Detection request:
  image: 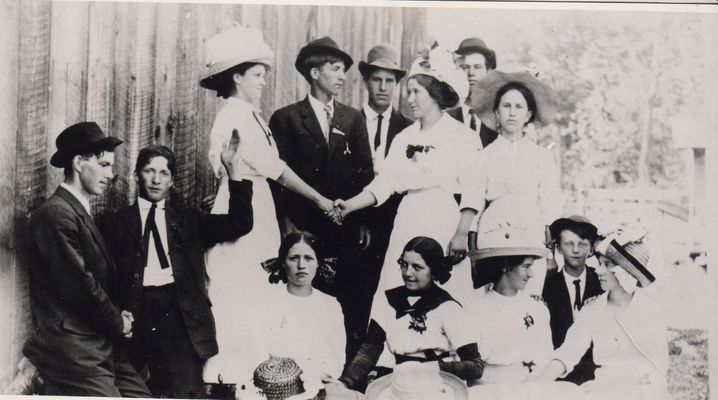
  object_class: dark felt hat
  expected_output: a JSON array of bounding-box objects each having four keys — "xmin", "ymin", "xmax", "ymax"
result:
[
  {"xmin": 50, "ymin": 122, "xmax": 123, "ymax": 168},
  {"xmin": 294, "ymin": 36, "xmax": 354, "ymax": 76},
  {"xmin": 454, "ymin": 37, "xmax": 497, "ymax": 70},
  {"xmin": 358, "ymin": 43, "xmax": 406, "ymax": 80},
  {"xmin": 549, "ymin": 215, "xmax": 599, "ymax": 243}
]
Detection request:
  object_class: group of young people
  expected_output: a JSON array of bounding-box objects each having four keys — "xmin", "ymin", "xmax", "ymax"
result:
[{"xmin": 21, "ymin": 23, "xmax": 669, "ymax": 400}]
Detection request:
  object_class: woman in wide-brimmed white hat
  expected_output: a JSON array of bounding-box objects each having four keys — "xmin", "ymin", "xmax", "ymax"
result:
[
  {"xmin": 531, "ymin": 230, "xmax": 670, "ymax": 399},
  {"xmin": 200, "ymin": 25, "xmax": 337, "ymax": 383},
  {"xmin": 335, "ymin": 42, "xmax": 483, "ymax": 306},
  {"xmin": 468, "ymin": 70, "xmax": 564, "ymax": 296}
]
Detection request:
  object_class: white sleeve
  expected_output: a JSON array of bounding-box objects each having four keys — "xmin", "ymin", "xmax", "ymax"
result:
[
  {"xmin": 237, "ymin": 117, "xmax": 286, "ymax": 180},
  {"xmin": 440, "ymin": 301, "xmax": 476, "ymax": 351},
  {"xmin": 208, "ymin": 109, "xmax": 234, "ymax": 178},
  {"xmin": 457, "ymin": 132, "xmax": 483, "ymax": 213},
  {"xmin": 552, "ymin": 304, "xmax": 595, "ymax": 376},
  {"xmin": 468, "ymin": 150, "xmax": 489, "ymax": 233},
  {"xmin": 537, "ymin": 147, "xmax": 563, "ymax": 225}
]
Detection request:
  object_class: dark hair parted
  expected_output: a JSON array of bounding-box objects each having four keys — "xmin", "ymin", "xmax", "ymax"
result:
[
  {"xmin": 63, "ymin": 150, "xmax": 108, "ymax": 178},
  {"xmin": 402, "ymin": 236, "xmax": 453, "ymax": 285},
  {"xmin": 493, "ymin": 82, "xmax": 537, "ymax": 125},
  {"xmin": 209, "ymin": 62, "xmax": 265, "ymax": 99},
  {"xmin": 275, "ymin": 231, "xmax": 324, "ymax": 283},
  {"xmin": 135, "ymin": 144, "xmax": 177, "ymax": 176},
  {"xmin": 483, "ymin": 255, "xmax": 534, "ymax": 285},
  {"xmin": 410, "ymin": 74, "xmax": 460, "ymax": 111},
  {"xmin": 299, "ymin": 54, "xmax": 344, "ymax": 82}
]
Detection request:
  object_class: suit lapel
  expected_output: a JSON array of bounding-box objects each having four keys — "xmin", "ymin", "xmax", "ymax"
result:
[
  {"xmin": 56, "ymin": 187, "xmax": 114, "ymax": 268},
  {"xmin": 300, "ymin": 97, "xmax": 329, "ymax": 154},
  {"xmin": 584, "ymin": 267, "xmax": 603, "ymax": 300},
  {"xmin": 386, "ymin": 110, "xmax": 405, "ymax": 157},
  {"xmin": 556, "ymin": 273, "xmax": 574, "ymax": 322}
]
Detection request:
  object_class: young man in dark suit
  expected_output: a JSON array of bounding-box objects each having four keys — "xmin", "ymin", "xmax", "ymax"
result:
[
  {"xmin": 448, "ymin": 37, "xmax": 499, "ymax": 148},
  {"xmin": 98, "ymin": 138, "xmax": 253, "ymax": 398},
  {"xmin": 23, "ymin": 122, "xmax": 150, "ymax": 397},
  {"xmin": 340, "ymin": 43, "xmax": 413, "ymax": 358},
  {"xmin": 268, "ymin": 36, "xmax": 374, "ymax": 360},
  {"xmin": 542, "ymin": 215, "xmax": 604, "ymax": 384}
]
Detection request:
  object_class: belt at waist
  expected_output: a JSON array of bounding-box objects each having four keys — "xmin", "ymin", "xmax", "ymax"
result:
[{"xmin": 395, "ymin": 350, "xmax": 450, "ymax": 364}]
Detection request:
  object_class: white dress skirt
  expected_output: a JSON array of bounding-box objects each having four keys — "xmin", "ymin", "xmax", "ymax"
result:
[{"xmin": 203, "ymin": 97, "xmax": 286, "ymax": 383}]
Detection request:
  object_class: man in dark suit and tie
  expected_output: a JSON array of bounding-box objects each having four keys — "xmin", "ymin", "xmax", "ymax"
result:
[
  {"xmin": 339, "ymin": 43, "xmax": 413, "ymax": 358},
  {"xmin": 542, "ymin": 215, "xmax": 604, "ymax": 385},
  {"xmin": 98, "ymin": 139, "xmax": 253, "ymax": 398},
  {"xmin": 269, "ymin": 36, "xmax": 374, "ymax": 360},
  {"xmin": 448, "ymin": 37, "xmax": 499, "ymax": 148},
  {"xmin": 23, "ymin": 122, "xmax": 150, "ymax": 397}
]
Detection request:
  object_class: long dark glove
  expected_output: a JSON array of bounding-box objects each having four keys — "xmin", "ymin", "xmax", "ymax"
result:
[
  {"xmin": 339, "ymin": 320, "xmax": 386, "ymax": 390},
  {"xmin": 438, "ymin": 343, "xmax": 484, "ymax": 381}
]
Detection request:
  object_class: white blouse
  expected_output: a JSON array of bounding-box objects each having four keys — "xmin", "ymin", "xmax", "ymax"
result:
[
  {"xmin": 208, "ymin": 96, "xmax": 285, "ymax": 181},
  {"xmin": 364, "ymin": 113, "xmax": 483, "ymax": 210}
]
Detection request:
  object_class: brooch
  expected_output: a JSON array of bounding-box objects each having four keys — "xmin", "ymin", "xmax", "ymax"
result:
[
  {"xmin": 523, "ymin": 313, "xmax": 534, "ymax": 329},
  {"xmin": 406, "ymin": 144, "xmax": 435, "ymax": 159},
  {"xmin": 408, "ymin": 313, "xmax": 427, "ymax": 334}
]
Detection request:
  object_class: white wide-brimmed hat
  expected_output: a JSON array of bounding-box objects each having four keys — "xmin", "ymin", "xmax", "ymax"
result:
[
  {"xmin": 200, "ymin": 24, "xmax": 273, "ymax": 91},
  {"xmin": 470, "ymin": 224, "xmax": 551, "ymax": 264},
  {"xmin": 407, "ymin": 39, "xmax": 469, "ymax": 109},
  {"xmin": 366, "ymin": 362, "xmax": 468, "ymax": 400}
]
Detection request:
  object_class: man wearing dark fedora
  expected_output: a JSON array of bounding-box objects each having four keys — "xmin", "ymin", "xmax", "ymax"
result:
[
  {"xmin": 345, "ymin": 43, "xmax": 413, "ymax": 358},
  {"xmin": 22, "ymin": 122, "xmax": 150, "ymax": 396},
  {"xmin": 97, "ymin": 139, "xmax": 254, "ymax": 398},
  {"xmin": 449, "ymin": 37, "xmax": 499, "ymax": 148},
  {"xmin": 542, "ymin": 215, "xmax": 604, "ymax": 385},
  {"xmin": 269, "ymin": 36, "xmax": 373, "ymax": 360}
]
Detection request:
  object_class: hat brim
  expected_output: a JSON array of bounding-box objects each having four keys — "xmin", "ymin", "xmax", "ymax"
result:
[
  {"xmin": 358, "ymin": 61, "xmax": 407, "ymax": 80},
  {"xmin": 470, "ymin": 246, "xmax": 552, "ymax": 263},
  {"xmin": 365, "ymin": 371, "xmax": 468, "ymax": 400},
  {"xmin": 294, "ymin": 46, "xmax": 354, "ymax": 75},
  {"xmin": 200, "ymin": 58, "xmax": 273, "ymax": 91},
  {"xmin": 50, "ymin": 136, "xmax": 123, "ymax": 168},
  {"xmin": 549, "ymin": 218, "xmax": 598, "ymax": 242},
  {"xmin": 469, "ymin": 70, "xmax": 558, "ymax": 130}
]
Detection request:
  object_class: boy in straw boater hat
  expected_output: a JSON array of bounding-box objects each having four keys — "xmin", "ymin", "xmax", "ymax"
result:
[
  {"xmin": 448, "ymin": 37, "xmax": 499, "ymax": 148},
  {"xmin": 532, "ymin": 229, "xmax": 670, "ymax": 399},
  {"xmin": 22, "ymin": 122, "xmax": 151, "ymax": 396},
  {"xmin": 268, "ymin": 36, "xmax": 374, "ymax": 360}
]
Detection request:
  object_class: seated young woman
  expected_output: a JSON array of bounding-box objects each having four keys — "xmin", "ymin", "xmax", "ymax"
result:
[
  {"xmin": 336, "ymin": 236, "xmax": 484, "ymax": 391},
  {"xmin": 259, "ymin": 231, "xmax": 346, "ymax": 382}
]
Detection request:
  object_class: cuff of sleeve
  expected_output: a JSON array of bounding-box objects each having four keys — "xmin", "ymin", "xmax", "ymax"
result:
[
  {"xmin": 265, "ymin": 159, "xmax": 286, "ymax": 181},
  {"xmin": 364, "ymin": 182, "xmax": 391, "ymax": 207}
]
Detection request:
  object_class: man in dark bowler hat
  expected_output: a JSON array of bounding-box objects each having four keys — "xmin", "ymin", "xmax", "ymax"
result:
[
  {"xmin": 449, "ymin": 37, "xmax": 499, "ymax": 148},
  {"xmin": 97, "ymin": 136, "xmax": 253, "ymax": 398},
  {"xmin": 542, "ymin": 215, "xmax": 604, "ymax": 384},
  {"xmin": 22, "ymin": 122, "xmax": 150, "ymax": 397},
  {"xmin": 342, "ymin": 43, "xmax": 414, "ymax": 358},
  {"xmin": 268, "ymin": 36, "xmax": 373, "ymax": 359}
]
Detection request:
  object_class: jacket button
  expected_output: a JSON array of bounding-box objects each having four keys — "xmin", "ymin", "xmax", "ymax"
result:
[{"xmin": 134, "ymin": 273, "xmax": 140, "ymax": 279}]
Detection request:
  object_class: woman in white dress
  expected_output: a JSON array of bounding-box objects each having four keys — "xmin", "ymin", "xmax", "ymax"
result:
[
  {"xmin": 335, "ymin": 46, "xmax": 482, "ymax": 305},
  {"xmin": 532, "ymin": 232, "xmax": 670, "ymax": 399},
  {"xmin": 199, "ymin": 26, "xmax": 337, "ymax": 383},
  {"xmin": 259, "ymin": 231, "xmax": 346, "ymax": 383},
  {"xmin": 469, "ymin": 71, "xmax": 564, "ymax": 295}
]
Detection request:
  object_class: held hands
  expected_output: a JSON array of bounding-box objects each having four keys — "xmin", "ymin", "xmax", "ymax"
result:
[
  {"xmin": 317, "ymin": 197, "xmax": 343, "ymax": 225},
  {"xmin": 121, "ymin": 310, "xmax": 134, "ymax": 339}
]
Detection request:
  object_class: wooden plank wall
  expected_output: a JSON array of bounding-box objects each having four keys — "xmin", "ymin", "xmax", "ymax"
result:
[{"xmin": 0, "ymin": 1, "xmax": 426, "ymax": 387}]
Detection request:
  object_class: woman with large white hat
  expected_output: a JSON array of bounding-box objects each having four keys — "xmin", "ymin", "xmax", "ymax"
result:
[
  {"xmin": 335, "ymin": 42, "xmax": 483, "ymax": 306},
  {"xmin": 468, "ymin": 70, "xmax": 564, "ymax": 295},
  {"xmin": 200, "ymin": 25, "xmax": 337, "ymax": 384}
]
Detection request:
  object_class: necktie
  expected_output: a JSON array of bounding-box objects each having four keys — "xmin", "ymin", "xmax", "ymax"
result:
[
  {"xmin": 324, "ymin": 104, "xmax": 333, "ymax": 141},
  {"xmin": 374, "ymin": 114, "xmax": 384, "ymax": 150},
  {"xmin": 573, "ymin": 279, "xmax": 582, "ymax": 311},
  {"xmin": 142, "ymin": 203, "xmax": 171, "ymax": 270},
  {"xmin": 469, "ymin": 109, "xmax": 477, "ymax": 131}
]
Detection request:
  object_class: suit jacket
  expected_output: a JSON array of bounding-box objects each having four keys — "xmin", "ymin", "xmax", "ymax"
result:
[
  {"xmin": 447, "ymin": 106, "xmax": 499, "ymax": 148},
  {"xmin": 23, "ymin": 186, "xmax": 125, "ymax": 378},
  {"xmin": 269, "ymin": 97, "xmax": 373, "ymax": 250},
  {"xmin": 542, "ymin": 266, "xmax": 603, "ymax": 384},
  {"xmin": 98, "ymin": 180, "xmax": 253, "ymax": 360}
]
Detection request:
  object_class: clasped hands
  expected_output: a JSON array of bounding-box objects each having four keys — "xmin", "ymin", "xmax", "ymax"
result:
[{"xmin": 316, "ymin": 198, "xmax": 351, "ymax": 226}]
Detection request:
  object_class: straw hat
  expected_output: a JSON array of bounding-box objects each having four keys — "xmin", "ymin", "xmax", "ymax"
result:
[
  {"xmin": 50, "ymin": 122, "xmax": 123, "ymax": 168},
  {"xmin": 454, "ymin": 37, "xmax": 496, "ymax": 70},
  {"xmin": 200, "ymin": 24, "xmax": 273, "ymax": 91},
  {"xmin": 358, "ymin": 43, "xmax": 406, "ymax": 80},
  {"xmin": 407, "ymin": 42, "xmax": 469, "ymax": 109},
  {"xmin": 250, "ymin": 357, "xmax": 321, "ymax": 400},
  {"xmin": 469, "ymin": 70, "xmax": 558, "ymax": 130},
  {"xmin": 365, "ymin": 362, "xmax": 468, "ymax": 400},
  {"xmin": 594, "ymin": 232, "xmax": 655, "ymax": 288}
]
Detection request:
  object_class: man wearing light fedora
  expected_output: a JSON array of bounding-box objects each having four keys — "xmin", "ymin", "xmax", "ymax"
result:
[
  {"xmin": 269, "ymin": 36, "xmax": 373, "ymax": 358},
  {"xmin": 541, "ymin": 215, "xmax": 603, "ymax": 385},
  {"xmin": 343, "ymin": 43, "xmax": 413, "ymax": 358},
  {"xmin": 22, "ymin": 122, "xmax": 150, "ymax": 397},
  {"xmin": 449, "ymin": 37, "xmax": 499, "ymax": 148}
]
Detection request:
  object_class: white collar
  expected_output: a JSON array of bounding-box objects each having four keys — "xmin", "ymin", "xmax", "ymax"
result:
[
  {"xmin": 60, "ymin": 183, "xmax": 91, "ymax": 215},
  {"xmin": 496, "ymin": 132, "xmax": 528, "ymax": 145},
  {"xmin": 227, "ymin": 95, "xmax": 256, "ymax": 112},
  {"xmin": 363, "ymin": 103, "xmax": 393, "ymax": 121},
  {"xmin": 308, "ymin": 93, "xmax": 334, "ymax": 114},
  {"xmin": 562, "ymin": 266, "xmax": 587, "ymax": 285},
  {"xmin": 137, "ymin": 196, "xmax": 166, "ymax": 211}
]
